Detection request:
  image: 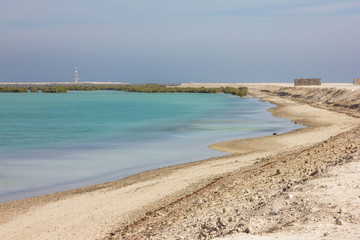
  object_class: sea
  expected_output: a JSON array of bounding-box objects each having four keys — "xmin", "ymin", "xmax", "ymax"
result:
[{"xmin": 0, "ymin": 91, "xmax": 302, "ymax": 202}]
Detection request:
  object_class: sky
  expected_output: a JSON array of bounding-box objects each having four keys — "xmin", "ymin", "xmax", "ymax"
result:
[{"xmin": 0, "ymin": 0, "xmax": 359, "ymax": 84}]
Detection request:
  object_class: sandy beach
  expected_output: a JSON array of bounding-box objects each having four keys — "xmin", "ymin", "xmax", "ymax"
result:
[{"xmin": 1, "ymin": 83, "xmax": 360, "ymax": 240}]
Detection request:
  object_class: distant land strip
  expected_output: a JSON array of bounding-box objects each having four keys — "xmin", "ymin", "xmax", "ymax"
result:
[{"xmin": 0, "ymin": 84, "xmax": 248, "ymax": 97}]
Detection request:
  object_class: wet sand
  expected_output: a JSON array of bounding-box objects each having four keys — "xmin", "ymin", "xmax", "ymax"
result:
[{"xmin": 0, "ymin": 84, "xmax": 359, "ymax": 240}]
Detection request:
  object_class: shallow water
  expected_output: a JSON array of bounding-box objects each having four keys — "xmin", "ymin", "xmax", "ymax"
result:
[{"xmin": 0, "ymin": 91, "xmax": 302, "ymax": 202}]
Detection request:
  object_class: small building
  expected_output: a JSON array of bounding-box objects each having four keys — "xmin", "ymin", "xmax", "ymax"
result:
[
  {"xmin": 294, "ymin": 78, "xmax": 321, "ymax": 86},
  {"xmin": 354, "ymin": 78, "xmax": 360, "ymax": 85}
]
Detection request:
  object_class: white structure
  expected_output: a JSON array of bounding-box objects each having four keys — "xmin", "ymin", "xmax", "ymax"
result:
[{"xmin": 74, "ymin": 67, "xmax": 80, "ymax": 83}]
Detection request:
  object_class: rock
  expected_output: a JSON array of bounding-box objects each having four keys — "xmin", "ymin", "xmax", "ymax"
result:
[
  {"xmin": 276, "ymin": 169, "xmax": 281, "ymax": 175},
  {"xmin": 286, "ymin": 194, "xmax": 293, "ymax": 199},
  {"xmin": 198, "ymin": 231, "xmax": 207, "ymax": 239},
  {"xmin": 269, "ymin": 211, "xmax": 278, "ymax": 216},
  {"xmin": 338, "ymin": 207, "xmax": 343, "ymax": 214},
  {"xmin": 335, "ymin": 218, "xmax": 344, "ymax": 225},
  {"xmin": 217, "ymin": 217, "xmax": 228, "ymax": 228},
  {"xmin": 310, "ymin": 169, "xmax": 319, "ymax": 176},
  {"xmin": 243, "ymin": 226, "xmax": 251, "ymax": 234}
]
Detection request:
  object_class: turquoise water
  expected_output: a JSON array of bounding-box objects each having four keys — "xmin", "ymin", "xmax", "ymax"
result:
[{"xmin": 0, "ymin": 91, "xmax": 301, "ymax": 202}]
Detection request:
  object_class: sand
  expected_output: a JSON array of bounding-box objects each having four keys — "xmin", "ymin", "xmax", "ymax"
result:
[{"xmin": 0, "ymin": 83, "xmax": 359, "ymax": 240}]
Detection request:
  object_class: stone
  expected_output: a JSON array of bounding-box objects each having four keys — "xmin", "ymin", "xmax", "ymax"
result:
[
  {"xmin": 338, "ymin": 207, "xmax": 343, "ymax": 214},
  {"xmin": 217, "ymin": 217, "xmax": 227, "ymax": 227},
  {"xmin": 335, "ymin": 218, "xmax": 344, "ymax": 225},
  {"xmin": 310, "ymin": 169, "xmax": 319, "ymax": 176},
  {"xmin": 243, "ymin": 226, "xmax": 251, "ymax": 234},
  {"xmin": 294, "ymin": 78, "xmax": 321, "ymax": 86}
]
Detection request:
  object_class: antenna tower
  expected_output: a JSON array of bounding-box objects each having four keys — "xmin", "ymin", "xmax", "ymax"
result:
[{"xmin": 74, "ymin": 67, "xmax": 80, "ymax": 83}]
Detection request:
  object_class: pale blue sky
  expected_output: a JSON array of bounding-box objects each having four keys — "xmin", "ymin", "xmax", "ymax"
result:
[{"xmin": 0, "ymin": 0, "xmax": 359, "ymax": 83}]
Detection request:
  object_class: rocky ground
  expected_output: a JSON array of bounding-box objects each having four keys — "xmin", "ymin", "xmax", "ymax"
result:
[{"xmin": 106, "ymin": 86, "xmax": 360, "ymax": 240}]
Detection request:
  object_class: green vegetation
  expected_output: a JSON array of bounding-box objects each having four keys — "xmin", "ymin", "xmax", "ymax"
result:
[
  {"xmin": 0, "ymin": 86, "xmax": 28, "ymax": 92},
  {"xmin": 0, "ymin": 84, "xmax": 247, "ymax": 97},
  {"xmin": 29, "ymin": 87, "xmax": 39, "ymax": 92},
  {"xmin": 39, "ymin": 86, "xmax": 67, "ymax": 93}
]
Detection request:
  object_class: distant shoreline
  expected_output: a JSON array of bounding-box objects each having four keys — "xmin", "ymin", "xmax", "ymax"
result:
[{"xmin": 0, "ymin": 82, "xmax": 129, "ymax": 85}]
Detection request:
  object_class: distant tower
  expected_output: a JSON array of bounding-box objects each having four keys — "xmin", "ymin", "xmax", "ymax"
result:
[{"xmin": 74, "ymin": 67, "xmax": 80, "ymax": 83}]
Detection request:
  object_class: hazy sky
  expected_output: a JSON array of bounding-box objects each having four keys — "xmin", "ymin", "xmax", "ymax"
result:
[{"xmin": 0, "ymin": 0, "xmax": 359, "ymax": 83}]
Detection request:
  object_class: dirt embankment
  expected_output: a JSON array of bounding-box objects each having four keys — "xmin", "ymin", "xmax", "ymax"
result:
[{"xmin": 257, "ymin": 86, "xmax": 360, "ymax": 117}]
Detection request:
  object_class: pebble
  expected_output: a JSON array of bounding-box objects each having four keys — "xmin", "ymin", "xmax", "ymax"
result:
[
  {"xmin": 217, "ymin": 217, "xmax": 227, "ymax": 227},
  {"xmin": 310, "ymin": 169, "xmax": 319, "ymax": 176},
  {"xmin": 338, "ymin": 207, "xmax": 343, "ymax": 214},
  {"xmin": 243, "ymin": 226, "xmax": 251, "ymax": 234},
  {"xmin": 335, "ymin": 218, "xmax": 344, "ymax": 225}
]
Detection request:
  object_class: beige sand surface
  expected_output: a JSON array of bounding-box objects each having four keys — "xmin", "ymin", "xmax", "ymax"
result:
[{"xmin": 0, "ymin": 84, "xmax": 359, "ymax": 240}]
